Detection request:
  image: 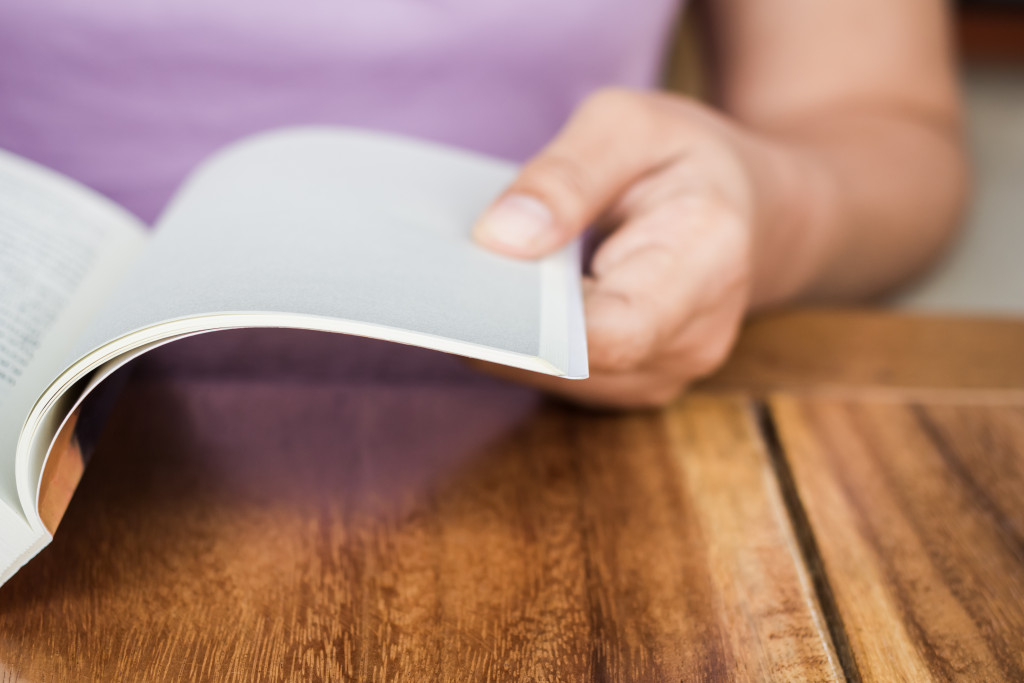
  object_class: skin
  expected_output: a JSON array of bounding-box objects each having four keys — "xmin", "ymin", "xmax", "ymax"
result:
[{"xmin": 472, "ymin": 0, "xmax": 968, "ymax": 409}]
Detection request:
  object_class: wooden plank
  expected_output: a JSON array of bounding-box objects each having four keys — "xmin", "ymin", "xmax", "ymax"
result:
[
  {"xmin": 703, "ymin": 309, "xmax": 1024, "ymax": 397},
  {"xmin": 0, "ymin": 381, "xmax": 839, "ymax": 682},
  {"xmin": 770, "ymin": 395, "xmax": 1024, "ymax": 681}
]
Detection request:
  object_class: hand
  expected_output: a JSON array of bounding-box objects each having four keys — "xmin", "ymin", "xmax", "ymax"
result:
[{"xmin": 472, "ymin": 89, "xmax": 799, "ymax": 409}]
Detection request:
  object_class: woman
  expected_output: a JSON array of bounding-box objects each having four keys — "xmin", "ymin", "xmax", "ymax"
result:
[{"xmin": 0, "ymin": 0, "xmax": 966, "ymax": 408}]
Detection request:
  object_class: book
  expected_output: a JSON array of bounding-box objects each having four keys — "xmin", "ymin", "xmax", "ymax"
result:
[{"xmin": 0, "ymin": 127, "xmax": 588, "ymax": 586}]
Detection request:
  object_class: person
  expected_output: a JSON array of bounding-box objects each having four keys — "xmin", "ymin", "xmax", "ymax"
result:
[
  {"xmin": 0, "ymin": 0, "xmax": 966, "ymax": 408},
  {"xmin": 470, "ymin": 1, "xmax": 966, "ymax": 407}
]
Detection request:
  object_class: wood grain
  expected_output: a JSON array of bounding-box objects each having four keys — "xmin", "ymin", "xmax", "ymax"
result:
[
  {"xmin": 0, "ymin": 381, "xmax": 838, "ymax": 682},
  {"xmin": 770, "ymin": 395, "xmax": 1024, "ymax": 681},
  {"xmin": 703, "ymin": 309, "xmax": 1024, "ymax": 398}
]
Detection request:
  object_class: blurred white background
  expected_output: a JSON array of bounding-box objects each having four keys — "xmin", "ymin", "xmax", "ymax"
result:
[{"xmin": 895, "ymin": 65, "xmax": 1024, "ymax": 313}]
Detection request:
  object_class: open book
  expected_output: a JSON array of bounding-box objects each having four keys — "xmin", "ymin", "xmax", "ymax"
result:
[{"xmin": 0, "ymin": 127, "xmax": 588, "ymax": 586}]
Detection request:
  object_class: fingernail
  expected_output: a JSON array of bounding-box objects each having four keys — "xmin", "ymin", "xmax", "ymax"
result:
[{"xmin": 474, "ymin": 194, "xmax": 554, "ymax": 253}]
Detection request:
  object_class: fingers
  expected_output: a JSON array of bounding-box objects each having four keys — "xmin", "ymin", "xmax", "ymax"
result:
[
  {"xmin": 466, "ymin": 228, "xmax": 744, "ymax": 410},
  {"xmin": 583, "ymin": 248, "xmax": 676, "ymax": 373},
  {"xmin": 580, "ymin": 196, "xmax": 750, "ymax": 379},
  {"xmin": 583, "ymin": 199, "xmax": 714, "ymax": 374},
  {"xmin": 473, "ymin": 89, "xmax": 682, "ymax": 259}
]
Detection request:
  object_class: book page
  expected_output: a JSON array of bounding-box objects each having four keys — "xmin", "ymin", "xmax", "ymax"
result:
[
  {"xmin": 0, "ymin": 150, "xmax": 147, "ymax": 517},
  {"xmin": 70, "ymin": 128, "xmax": 587, "ymax": 377}
]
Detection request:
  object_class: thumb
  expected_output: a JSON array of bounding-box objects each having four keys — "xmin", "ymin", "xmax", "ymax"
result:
[{"xmin": 473, "ymin": 89, "xmax": 675, "ymax": 259}]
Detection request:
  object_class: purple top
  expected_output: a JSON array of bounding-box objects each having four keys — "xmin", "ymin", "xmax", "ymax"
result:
[
  {"xmin": 0, "ymin": 0, "xmax": 680, "ymax": 223},
  {"xmin": 2, "ymin": 0, "xmax": 682, "ymax": 402}
]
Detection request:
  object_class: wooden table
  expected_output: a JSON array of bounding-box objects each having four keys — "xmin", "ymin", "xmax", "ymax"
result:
[{"xmin": 1, "ymin": 310, "xmax": 1022, "ymax": 681}]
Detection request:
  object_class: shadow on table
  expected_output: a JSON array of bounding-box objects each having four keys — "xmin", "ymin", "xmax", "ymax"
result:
[{"xmin": 0, "ymin": 330, "xmax": 541, "ymax": 609}]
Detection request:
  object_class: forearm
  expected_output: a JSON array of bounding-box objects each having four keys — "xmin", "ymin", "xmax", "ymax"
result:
[{"xmin": 746, "ymin": 108, "xmax": 968, "ymax": 308}]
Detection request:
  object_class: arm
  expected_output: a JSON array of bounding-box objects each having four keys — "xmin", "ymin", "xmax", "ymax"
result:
[
  {"xmin": 473, "ymin": 0, "xmax": 967, "ymax": 408},
  {"xmin": 708, "ymin": 0, "xmax": 967, "ymax": 305}
]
